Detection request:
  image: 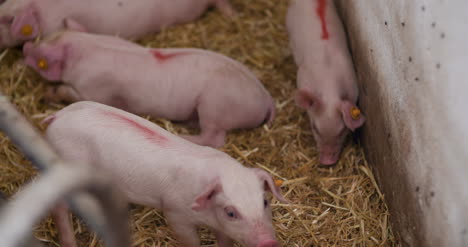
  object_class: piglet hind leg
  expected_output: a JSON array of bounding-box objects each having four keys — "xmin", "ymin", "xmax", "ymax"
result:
[
  {"xmin": 166, "ymin": 213, "xmax": 201, "ymax": 247},
  {"xmin": 44, "ymin": 85, "xmax": 81, "ymax": 104},
  {"xmin": 63, "ymin": 18, "xmax": 87, "ymax": 32}
]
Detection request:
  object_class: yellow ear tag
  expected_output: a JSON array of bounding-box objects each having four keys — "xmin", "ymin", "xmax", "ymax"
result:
[
  {"xmin": 274, "ymin": 179, "xmax": 283, "ymax": 187},
  {"xmin": 37, "ymin": 58, "xmax": 48, "ymax": 70},
  {"xmin": 21, "ymin": 24, "xmax": 33, "ymax": 36},
  {"xmin": 351, "ymin": 106, "xmax": 361, "ymax": 120}
]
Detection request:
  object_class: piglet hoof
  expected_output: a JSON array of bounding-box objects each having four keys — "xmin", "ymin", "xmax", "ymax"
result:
[
  {"xmin": 258, "ymin": 240, "xmax": 279, "ymax": 247},
  {"xmin": 216, "ymin": 0, "xmax": 237, "ymax": 18},
  {"xmin": 223, "ymin": 7, "xmax": 237, "ymax": 18},
  {"xmin": 317, "ymin": 160, "xmax": 339, "ymax": 168},
  {"xmin": 44, "ymin": 86, "xmax": 61, "ymax": 103}
]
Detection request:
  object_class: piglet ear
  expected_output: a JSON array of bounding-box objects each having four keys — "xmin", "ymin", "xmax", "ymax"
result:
[
  {"xmin": 191, "ymin": 178, "xmax": 223, "ymax": 212},
  {"xmin": 253, "ymin": 168, "xmax": 289, "ymax": 203},
  {"xmin": 340, "ymin": 100, "xmax": 365, "ymax": 132},
  {"xmin": 22, "ymin": 41, "xmax": 34, "ymax": 55},
  {"xmin": 11, "ymin": 4, "xmax": 40, "ymax": 40},
  {"xmin": 294, "ymin": 89, "xmax": 313, "ymax": 109}
]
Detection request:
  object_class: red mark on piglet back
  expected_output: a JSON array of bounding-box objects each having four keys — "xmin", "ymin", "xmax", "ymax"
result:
[
  {"xmin": 104, "ymin": 111, "xmax": 168, "ymax": 145},
  {"xmin": 151, "ymin": 50, "xmax": 186, "ymax": 62},
  {"xmin": 316, "ymin": 0, "xmax": 329, "ymax": 40}
]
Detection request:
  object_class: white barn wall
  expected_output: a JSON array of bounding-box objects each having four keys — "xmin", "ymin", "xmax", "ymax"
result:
[{"xmin": 335, "ymin": 0, "xmax": 468, "ymax": 246}]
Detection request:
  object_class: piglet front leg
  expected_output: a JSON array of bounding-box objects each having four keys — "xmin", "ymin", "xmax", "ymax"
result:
[
  {"xmin": 63, "ymin": 18, "xmax": 87, "ymax": 32},
  {"xmin": 166, "ymin": 212, "xmax": 201, "ymax": 247},
  {"xmin": 180, "ymin": 106, "xmax": 227, "ymax": 147},
  {"xmin": 214, "ymin": 0, "xmax": 236, "ymax": 17},
  {"xmin": 215, "ymin": 231, "xmax": 234, "ymax": 247},
  {"xmin": 181, "ymin": 129, "xmax": 226, "ymax": 148},
  {"xmin": 44, "ymin": 85, "xmax": 81, "ymax": 103},
  {"xmin": 51, "ymin": 201, "xmax": 77, "ymax": 247}
]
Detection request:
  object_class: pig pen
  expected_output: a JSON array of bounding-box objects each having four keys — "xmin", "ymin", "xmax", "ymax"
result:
[{"xmin": 0, "ymin": 0, "xmax": 398, "ymax": 246}]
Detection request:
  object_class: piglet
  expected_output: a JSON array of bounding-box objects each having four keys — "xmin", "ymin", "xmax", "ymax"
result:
[
  {"xmin": 24, "ymin": 31, "xmax": 275, "ymax": 148},
  {"xmin": 286, "ymin": 0, "xmax": 365, "ymax": 165},
  {"xmin": 44, "ymin": 101, "xmax": 286, "ymax": 247},
  {"xmin": 0, "ymin": 0, "xmax": 233, "ymax": 49}
]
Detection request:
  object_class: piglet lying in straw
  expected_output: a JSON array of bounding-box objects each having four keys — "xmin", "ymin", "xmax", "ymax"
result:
[
  {"xmin": 24, "ymin": 31, "xmax": 275, "ymax": 148},
  {"xmin": 44, "ymin": 101, "xmax": 287, "ymax": 247},
  {"xmin": 286, "ymin": 0, "xmax": 365, "ymax": 165},
  {"xmin": 0, "ymin": 0, "xmax": 233, "ymax": 49}
]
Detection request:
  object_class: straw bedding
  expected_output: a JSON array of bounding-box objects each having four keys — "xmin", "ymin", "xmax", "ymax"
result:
[{"xmin": 0, "ymin": 0, "xmax": 399, "ymax": 246}]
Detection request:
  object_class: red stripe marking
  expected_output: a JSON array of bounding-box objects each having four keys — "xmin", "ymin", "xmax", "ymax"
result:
[
  {"xmin": 104, "ymin": 111, "xmax": 168, "ymax": 145},
  {"xmin": 316, "ymin": 0, "xmax": 329, "ymax": 40},
  {"xmin": 151, "ymin": 50, "xmax": 186, "ymax": 62}
]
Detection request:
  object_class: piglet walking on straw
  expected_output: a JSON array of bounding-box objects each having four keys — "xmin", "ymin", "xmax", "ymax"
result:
[
  {"xmin": 44, "ymin": 101, "xmax": 287, "ymax": 247},
  {"xmin": 286, "ymin": 0, "xmax": 365, "ymax": 165}
]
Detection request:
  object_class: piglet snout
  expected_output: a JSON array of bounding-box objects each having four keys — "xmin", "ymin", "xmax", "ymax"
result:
[
  {"xmin": 319, "ymin": 145, "xmax": 342, "ymax": 165},
  {"xmin": 319, "ymin": 153, "xmax": 339, "ymax": 165},
  {"xmin": 257, "ymin": 239, "xmax": 279, "ymax": 247}
]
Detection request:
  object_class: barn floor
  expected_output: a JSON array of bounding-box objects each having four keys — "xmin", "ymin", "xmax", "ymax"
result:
[{"xmin": 0, "ymin": 0, "xmax": 398, "ymax": 246}]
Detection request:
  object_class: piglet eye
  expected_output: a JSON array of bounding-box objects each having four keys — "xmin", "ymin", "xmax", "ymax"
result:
[
  {"xmin": 224, "ymin": 206, "xmax": 239, "ymax": 220},
  {"xmin": 263, "ymin": 199, "xmax": 268, "ymax": 208}
]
